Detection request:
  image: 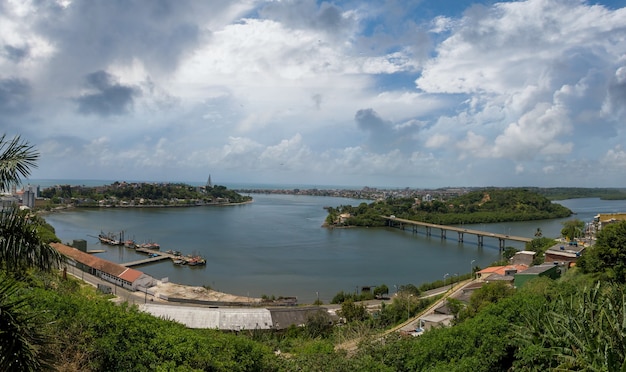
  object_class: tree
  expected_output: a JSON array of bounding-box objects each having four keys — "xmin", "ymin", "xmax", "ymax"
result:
[
  {"xmin": 339, "ymin": 300, "xmax": 368, "ymax": 322},
  {"xmin": 578, "ymin": 221, "xmax": 626, "ymax": 282},
  {"xmin": 305, "ymin": 310, "xmax": 334, "ymax": 338},
  {"xmin": 0, "ymin": 134, "xmax": 61, "ymax": 370},
  {"xmin": 0, "ymin": 274, "xmax": 55, "ymax": 371},
  {"xmin": 560, "ymin": 219, "xmax": 585, "ymax": 240},
  {"xmin": 373, "ymin": 284, "xmax": 389, "ymax": 298},
  {"xmin": 0, "ymin": 135, "xmax": 38, "ymax": 192},
  {"xmin": 0, "ymin": 208, "xmax": 63, "ymax": 275},
  {"xmin": 502, "ymin": 246, "xmax": 519, "ymax": 260}
]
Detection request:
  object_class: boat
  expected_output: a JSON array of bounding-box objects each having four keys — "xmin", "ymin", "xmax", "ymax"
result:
[
  {"xmin": 173, "ymin": 259, "xmax": 186, "ymax": 265},
  {"xmin": 137, "ymin": 242, "xmax": 160, "ymax": 250},
  {"xmin": 187, "ymin": 256, "xmax": 207, "ymax": 266},
  {"xmin": 98, "ymin": 232, "xmax": 122, "ymax": 246}
]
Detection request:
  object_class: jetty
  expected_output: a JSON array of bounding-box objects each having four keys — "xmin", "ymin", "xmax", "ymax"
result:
[{"xmin": 121, "ymin": 247, "xmax": 206, "ymax": 268}]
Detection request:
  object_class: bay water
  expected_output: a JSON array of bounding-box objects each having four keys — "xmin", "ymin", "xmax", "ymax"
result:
[{"xmin": 42, "ymin": 190, "xmax": 626, "ymax": 304}]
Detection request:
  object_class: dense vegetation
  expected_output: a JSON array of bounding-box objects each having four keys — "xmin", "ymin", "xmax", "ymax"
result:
[
  {"xmin": 326, "ymin": 188, "xmax": 572, "ymax": 227},
  {"xmin": 40, "ymin": 181, "xmax": 252, "ymax": 207},
  {"xmin": 531, "ymin": 187, "xmax": 626, "ymax": 200}
]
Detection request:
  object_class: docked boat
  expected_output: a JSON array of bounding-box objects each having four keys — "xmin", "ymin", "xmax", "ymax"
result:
[
  {"xmin": 137, "ymin": 242, "xmax": 160, "ymax": 250},
  {"xmin": 187, "ymin": 256, "xmax": 207, "ymax": 266},
  {"xmin": 98, "ymin": 232, "xmax": 122, "ymax": 246}
]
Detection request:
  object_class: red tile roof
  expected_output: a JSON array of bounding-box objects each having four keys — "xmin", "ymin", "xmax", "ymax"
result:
[
  {"xmin": 477, "ymin": 264, "xmax": 528, "ymax": 276},
  {"xmin": 52, "ymin": 242, "xmax": 144, "ymax": 283}
]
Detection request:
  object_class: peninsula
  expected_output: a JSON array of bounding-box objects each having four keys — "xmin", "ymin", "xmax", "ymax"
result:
[
  {"xmin": 324, "ymin": 188, "xmax": 573, "ymax": 227},
  {"xmin": 38, "ymin": 181, "xmax": 252, "ymax": 209}
]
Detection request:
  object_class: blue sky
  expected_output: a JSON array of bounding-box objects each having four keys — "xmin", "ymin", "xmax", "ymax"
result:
[{"xmin": 2, "ymin": 0, "xmax": 626, "ymax": 188}]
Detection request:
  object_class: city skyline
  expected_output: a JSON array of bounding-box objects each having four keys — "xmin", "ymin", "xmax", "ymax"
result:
[{"xmin": 2, "ymin": 0, "xmax": 626, "ymax": 188}]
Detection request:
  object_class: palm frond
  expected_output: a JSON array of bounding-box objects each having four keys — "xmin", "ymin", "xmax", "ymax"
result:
[{"xmin": 0, "ymin": 134, "xmax": 39, "ymax": 191}]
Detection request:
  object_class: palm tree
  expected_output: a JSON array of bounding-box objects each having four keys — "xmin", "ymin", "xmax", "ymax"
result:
[
  {"xmin": 0, "ymin": 134, "xmax": 38, "ymax": 192},
  {"xmin": 0, "ymin": 273, "xmax": 55, "ymax": 371},
  {"xmin": 0, "ymin": 134, "xmax": 61, "ymax": 371}
]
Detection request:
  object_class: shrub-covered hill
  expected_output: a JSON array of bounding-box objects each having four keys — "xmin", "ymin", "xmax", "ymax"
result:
[
  {"xmin": 40, "ymin": 181, "xmax": 252, "ymax": 207},
  {"xmin": 326, "ymin": 188, "xmax": 573, "ymax": 227}
]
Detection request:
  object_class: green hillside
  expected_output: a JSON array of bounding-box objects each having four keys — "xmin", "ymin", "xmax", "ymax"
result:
[{"xmin": 326, "ymin": 188, "xmax": 573, "ymax": 227}]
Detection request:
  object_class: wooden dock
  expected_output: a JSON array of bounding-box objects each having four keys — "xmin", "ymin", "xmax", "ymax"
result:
[
  {"xmin": 121, "ymin": 247, "xmax": 206, "ymax": 267},
  {"xmin": 121, "ymin": 255, "xmax": 170, "ymax": 267}
]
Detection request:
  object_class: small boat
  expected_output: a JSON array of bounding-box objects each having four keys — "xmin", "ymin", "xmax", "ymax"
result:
[
  {"xmin": 98, "ymin": 232, "xmax": 122, "ymax": 246},
  {"xmin": 173, "ymin": 259, "xmax": 186, "ymax": 265},
  {"xmin": 187, "ymin": 256, "xmax": 207, "ymax": 266},
  {"xmin": 137, "ymin": 242, "xmax": 160, "ymax": 250}
]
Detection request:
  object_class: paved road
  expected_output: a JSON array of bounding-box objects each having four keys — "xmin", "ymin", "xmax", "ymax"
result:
[{"xmin": 335, "ymin": 279, "xmax": 473, "ymax": 352}]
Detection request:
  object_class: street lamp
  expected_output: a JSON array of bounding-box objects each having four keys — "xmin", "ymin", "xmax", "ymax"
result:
[
  {"xmin": 471, "ymin": 259, "xmax": 476, "ymax": 279},
  {"xmin": 444, "ymin": 273, "xmax": 449, "ymax": 289}
]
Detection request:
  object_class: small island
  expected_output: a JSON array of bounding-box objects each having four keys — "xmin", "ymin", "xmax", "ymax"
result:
[
  {"xmin": 325, "ymin": 188, "xmax": 573, "ymax": 227},
  {"xmin": 39, "ymin": 181, "xmax": 252, "ymax": 209}
]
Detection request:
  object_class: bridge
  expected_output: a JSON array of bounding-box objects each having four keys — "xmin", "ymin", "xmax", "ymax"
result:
[{"xmin": 381, "ymin": 216, "xmax": 533, "ymax": 250}]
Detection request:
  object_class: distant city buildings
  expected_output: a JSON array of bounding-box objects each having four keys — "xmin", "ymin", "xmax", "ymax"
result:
[{"xmin": 1, "ymin": 183, "xmax": 39, "ymax": 210}]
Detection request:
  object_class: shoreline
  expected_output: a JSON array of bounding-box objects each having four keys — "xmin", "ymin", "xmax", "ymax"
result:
[{"xmin": 37, "ymin": 199, "xmax": 254, "ymax": 215}]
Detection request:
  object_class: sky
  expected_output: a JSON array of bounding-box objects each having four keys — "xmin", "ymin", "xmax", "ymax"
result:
[{"xmin": 2, "ymin": 0, "xmax": 626, "ymax": 189}]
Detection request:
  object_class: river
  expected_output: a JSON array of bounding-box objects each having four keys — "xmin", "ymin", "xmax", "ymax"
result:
[{"xmin": 42, "ymin": 193, "xmax": 626, "ymax": 303}]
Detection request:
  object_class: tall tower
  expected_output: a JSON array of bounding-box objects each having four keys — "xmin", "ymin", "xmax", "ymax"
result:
[{"xmin": 206, "ymin": 175, "xmax": 212, "ymax": 188}]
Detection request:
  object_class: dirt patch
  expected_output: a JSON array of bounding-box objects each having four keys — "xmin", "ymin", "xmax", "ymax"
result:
[{"xmin": 152, "ymin": 281, "xmax": 261, "ymax": 304}]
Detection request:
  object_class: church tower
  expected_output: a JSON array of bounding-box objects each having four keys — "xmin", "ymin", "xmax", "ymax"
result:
[{"xmin": 206, "ymin": 175, "xmax": 212, "ymax": 188}]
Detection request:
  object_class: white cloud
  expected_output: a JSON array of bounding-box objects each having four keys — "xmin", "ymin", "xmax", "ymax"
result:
[{"xmin": 2, "ymin": 0, "xmax": 625, "ymax": 188}]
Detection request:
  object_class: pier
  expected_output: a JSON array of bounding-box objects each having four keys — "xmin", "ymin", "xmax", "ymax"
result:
[
  {"xmin": 121, "ymin": 247, "xmax": 205, "ymax": 267},
  {"xmin": 382, "ymin": 215, "xmax": 533, "ymax": 250}
]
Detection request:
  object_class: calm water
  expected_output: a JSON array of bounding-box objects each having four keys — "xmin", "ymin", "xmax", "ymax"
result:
[{"xmin": 43, "ymin": 194, "xmax": 626, "ymax": 303}]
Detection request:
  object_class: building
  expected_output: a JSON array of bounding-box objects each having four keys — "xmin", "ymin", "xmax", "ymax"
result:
[
  {"xmin": 476, "ymin": 264, "xmax": 529, "ymax": 283},
  {"xmin": 544, "ymin": 242, "xmax": 585, "ymax": 265},
  {"xmin": 52, "ymin": 242, "xmax": 154, "ymax": 291},
  {"xmin": 138, "ymin": 304, "xmax": 330, "ymax": 330},
  {"xmin": 594, "ymin": 213, "xmax": 626, "ymax": 231},
  {"xmin": 514, "ymin": 263, "xmax": 560, "ymax": 288},
  {"xmin": 510, "ymin": 251, "xmax": 536, "ymax": 266}
]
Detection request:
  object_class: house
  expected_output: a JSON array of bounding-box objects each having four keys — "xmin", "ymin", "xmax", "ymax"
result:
[
  {"xmin": 476, "ymin": 264, "xmax": 528, "ymax": 283},
  {"xmin": 510, "ymin": 251, "xmax": 536, "ymax": 266},
  {"xmin": 544, "ymin": 242, "xmax": 585, "ymax": 265},
  {"xmin": 417, "ymin": 314, "xmax": 454, "ymax": 332},
  {"xmin": 52, "ymin": 242, "xmax": 154, "ymax": 291},
  {"xmin": 514, "ymin": 263, "xmax": 560, "ymax": 288}
]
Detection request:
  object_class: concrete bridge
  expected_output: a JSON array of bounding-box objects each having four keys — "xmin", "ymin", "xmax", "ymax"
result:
[{"xmin": 381, "ymin": 215, "xmax": 533, "ymax": 250}]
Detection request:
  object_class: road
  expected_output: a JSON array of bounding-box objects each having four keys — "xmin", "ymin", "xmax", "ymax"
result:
[{"xmin": 334, "ymin": 279, "xmax": 473, "ymax": 352}]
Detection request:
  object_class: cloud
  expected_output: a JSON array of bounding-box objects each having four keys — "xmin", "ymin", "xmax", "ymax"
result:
[
  {"xmin": 2, "ymin": 0, "xmax": 625, "ymax": 188},
  {"xmin": 0, "ymin": 77, "xmax": 31, "ymax": 115},
  {"xmin": 3, "ymin": 44, "xmax": 29, "ymax": 62},
  {"xmin": 75, "ymin": 71, "xmax": 140, "ymax": 117}
]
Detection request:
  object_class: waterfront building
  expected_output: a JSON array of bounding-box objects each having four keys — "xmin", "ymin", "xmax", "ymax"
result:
[{"xmin": 52, "ymin": 242, "xmax": 155, "ymax": 291}]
